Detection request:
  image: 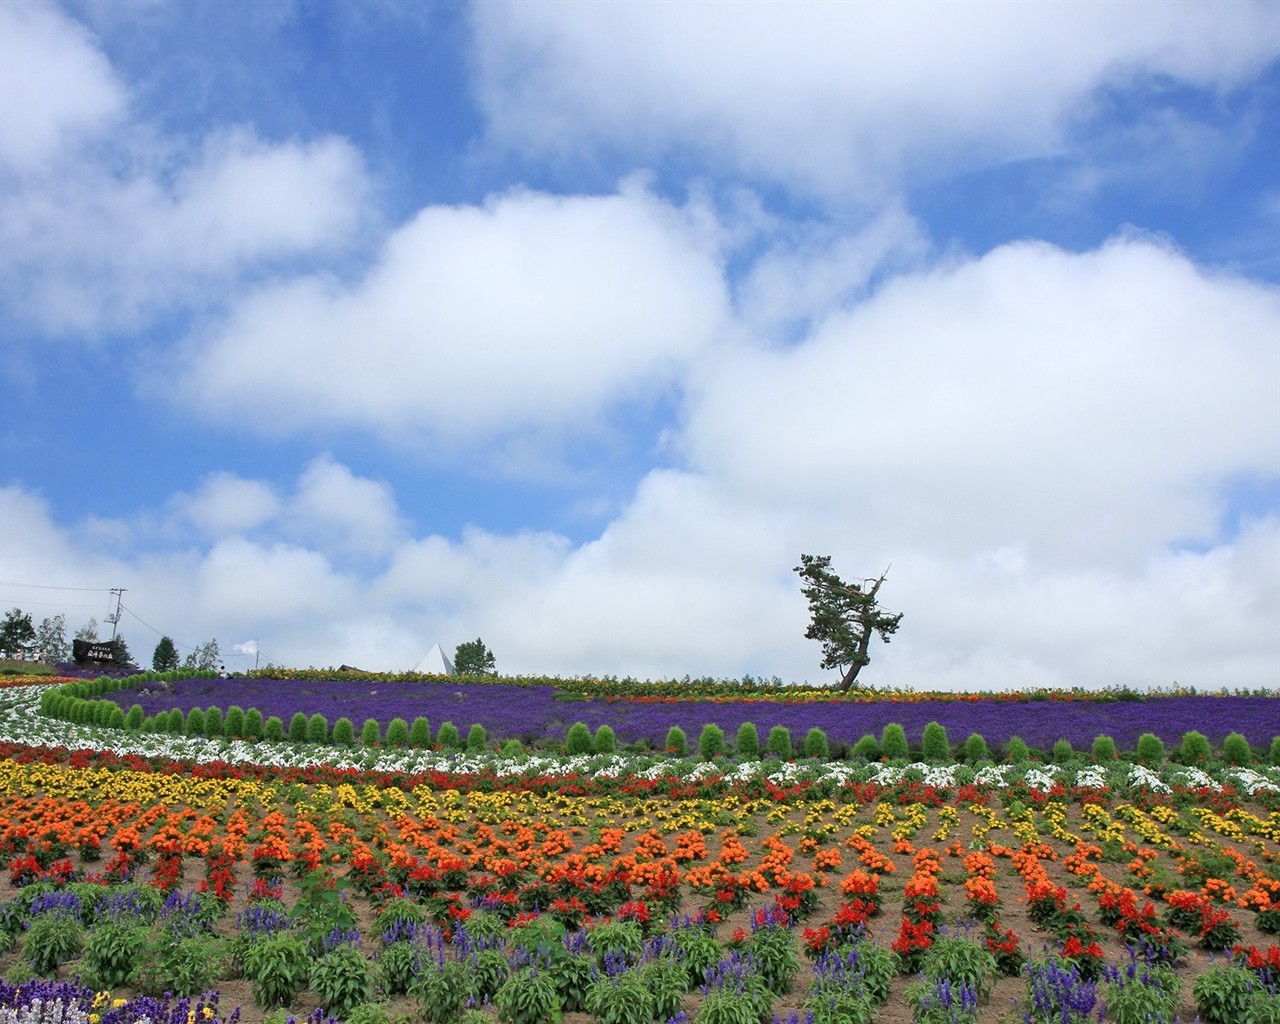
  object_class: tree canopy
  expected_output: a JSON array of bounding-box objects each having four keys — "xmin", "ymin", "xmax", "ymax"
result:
[
  {"xmin": 0, "ymin": 608, "xmax": 35, "ymax": 658},
  {"xmin": 794, "ymin": 554, "xmax": 903, "ymax": 691},
  {"xmin": 454, "ymin": 637, "xmax": 496, "ymax": 675},
  {"xmin": 152, "ymin": 636, "xmax": 180, "ymax": 672}
]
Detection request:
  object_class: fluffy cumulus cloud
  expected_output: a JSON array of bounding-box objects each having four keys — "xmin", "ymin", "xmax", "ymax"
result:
[
  {"xmin": 0, "ymin": 1, "xmax": 125, "ymax": 171},
  {"xmin": 471, "ymin": 1, "xmax": 1280, "ymax": 197},
  {"xmin": 0, "ymin": 4, "xmax": 371, "ymax": 335},
  {"xmin": 177, "ymin": 182, "xmax": 729, "ymax": 445},
  {"xmin": 682, "ymin": 236, "xmax": 1280, "ymax": 565}
]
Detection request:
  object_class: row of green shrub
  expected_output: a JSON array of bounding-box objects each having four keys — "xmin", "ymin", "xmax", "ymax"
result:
[{"xmin": 37, "ymin": 678, "xmax": 1280, "ymax": 767}]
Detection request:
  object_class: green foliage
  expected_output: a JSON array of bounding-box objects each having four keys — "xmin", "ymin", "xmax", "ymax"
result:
[
  {"xmin": 494, "ymin": 966, "xmax": 562, "ymax": 1024},
  {"xmin": 638, "ymin": 958, "xmax": 686, "ymax": 1020},
  {"xmin": 1051, "ymin": 738, "xmax": 1074, "ymax": 763},
  {"xmin": 1221, "ymin": 732, "xmax": 1251, "ymax": 765},
  {"xmin": 587, "ymin": 919, "xmax": 644, "ymax": 968},
  {"xmin": 697, "ymin": 974, "xmax": 772, "ymax": 1024},
  {"xmin": 665, "ymin": 725, "xmax": 688, "ymax": 755},
  {"xmin": 765, "ymin": 725, "xmax": 793, "ymax": 759},
  {"xmin": 803, "ymin": 727, "xmax": 830, "ymax": 759},
  {"xmin": 500, "ymin": 739, "xmax": 523, "ymax": 757},
  {"xmin": 124, "ymin": 704, "xmax": 145, "ymax": 731},
  {"xmin": 22, "ymin": 912, "xmax": 83, "ymax": 973},
  {"xmin": 436, "ymin": 721, "xmax": 460, "ymax": 749},
  {"xmin": 584, "ymin": 972, "xmax": 653, "ymax": 1024},
  {"xmin": 700, "ymin": 723, "xmax": 726, "ymax": 759},
  {"xmin": 243, "ymin": 932, "xmax": 312, "ymax": 1008},
  {"xmin": 343, "ymin": 1004, "xmax": 393, "ymax": 1024},
  {"xmin": 243, "ymin": 707, "xmax": 264, "ymax": 739},
  {"xmin": 921, "ymin": 936, "xmax": 997, "ymax": 1001},
  {"xmin": 415, "ymin": 958, "xmax": 471, "ymax": 1024},
  {"xmin": 361, "ymin": 718, "xmax": 381, "ymax": 746},
  {"xmin": 467, "ymin": 946, "xmax": 509, "ymax": 1002},
  {"xmin": 735, "ymin": 721, "xmax": 760, "ymax": 757},
  {"xmin": 908, "ymin": 975, "xmax": 979, "ymax": 1024},
  {"xmin": 1005, "ymin": 736, "xmax": 1031, "ymax": 762},
  {"xmin": 184, "ymin": 707, "xmax": 206, "ymax": 737},
  {"xmin": 151, "ymin": 636, "xmax": 180, "ymax": 672},
  {"xmin": 454, "ymin": 637, "xmax": 496, "ymax": 675},
  {"xmin": 1179, "ymin": 730, "xmax": 1212, "ymax": 765},
  {"xmin": 669, "ymin": 924, "xmax": 723, "ymax": 989},
  {"xmin": 377, "ymin": 940, "xmax": 418, "ymax": 996},
  {"xmin": 203, "ymin": 707, "xmax": 223, "ymax": 738},
  {"xmin": 385, "ymin": 717, "xmax": 410, "ymax": 747},
  {"xmin": 1136, "ymin": 732, "xmax": 1166, "ymax": 765},
  {"xmin": 921, "ymin": 721, "xmax": 950, "ymax": 762},
  {"xmin": 223, "ymin": 705, "xmax": 245, "ymax": 738},
  {"xmin": 83, "ymin": 921, "xmax": 146, "ymax": 987},
  {"xmin": 852, "ymin": 733, "xmax": 880, "ymax": 761},
  {"xmin": 331, "ymin": 717, "xmax": 355, "ymax": 745},
  {"xmin": 1091, "ymin": 735, "xmax": 1117, "ymax": 761},
  {"xmin": 135, "ymin": 933, "xmax": 223, "ymax": 997},
  {"xmin": 310, "ymin": 943, "xmax": 373, "ymax": 1016},
  {"xmin": 1271, "ymin": 736, "xmax": 1280, "ymax": 765},
  {"xmin": 593, "ymin": 724, "xmax": 616, "ymax": 754},
  {"xmin": 1105, "ymin": 965, "xmax": 1179, "ymax": 1024},
  {"xmin": 748, "ymin": 920, "xmax": 800, "ymax": 993},
  {"xmin": 306, "ymin": 712, "xmax": 329, "ymax": 743},
  {"xmin": 881, "ymin": 722, "xmax": 909, "ymax": 760},
  {"xmin": 0, "ymin": 608, "xmax": 35, "ymax": 657},
  {"xmin": 1194, "ymin": 965, "xmax": 1262, "ymax": 1024},
  {"xmin": 164, "ymin": 708, "xmax": 185, "ymax": 734},
  {"xmin": 546, "ymin": 952, "xmax": 594, "ymax": 1014},
  {"xmin": 288, "ymin": 711, "xmax": 309, "ymax": 741},
  {"xmin": 466, "ymin": 723, "xmax": 487, "ymax": 751},
  {"xmin": 963, "ymin": 732, "xmax": 991, "ymax": 763},
  {"xmin": 794, "ymin": 554, "xmax": 903, "ymax": 690}
]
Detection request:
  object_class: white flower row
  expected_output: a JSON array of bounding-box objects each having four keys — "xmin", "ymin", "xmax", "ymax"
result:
[{"xmin": 2, "ymin": 685, "xmax": 1277, "ymax": 798}]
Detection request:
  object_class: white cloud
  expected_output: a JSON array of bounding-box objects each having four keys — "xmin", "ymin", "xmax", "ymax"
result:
[
  {"xmin": 174, "ymin": 471, "xmax": 281, "ymax": 537},
  {"xmin": 471, "ymin": 1, "xmax": 1280, "ymax": 199},
  {"xmin": 177, "ymin": 182, "xmax": 729, "ymax": 446},
  {"xmin": 0, "ymin": 6, "xmax": 371, "ymax": 337},
  {"xmin": 681, "ymin": 235, "xmax": 1280, "ymax": 565},
  {"xmin": 0, "ymin": 1, "xmax": 126, "ymax": 172},
  {"xmin": 286, "ymin": 455, "xmax": 407, "ymax": 559}
]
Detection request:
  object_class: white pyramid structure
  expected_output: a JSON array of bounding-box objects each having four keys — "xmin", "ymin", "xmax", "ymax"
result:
[{"xmin": 414, "ymin": 642, "xmax": 455, "ymax": 675}]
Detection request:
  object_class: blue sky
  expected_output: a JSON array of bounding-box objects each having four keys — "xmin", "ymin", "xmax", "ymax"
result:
[{"xmin": 1, "ymin": 0, "xmax": 1277, "ymax": 687}]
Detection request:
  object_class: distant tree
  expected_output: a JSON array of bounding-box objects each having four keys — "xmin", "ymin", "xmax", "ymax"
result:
[
  {"xmin": 454, "ymin": 637, "xmax": 496, "ymax": 675},
  {"xmin": 111, "ymin": 634, "xmax": 135, "ymax": 668},
  {"xmin": 183, "ymin": 639, "xmax": 220, "ymax": 672},
  {"xmin": 0, "ymin": 608, "xmax": 35, "ymax": 657},
  {"xmin": 152, "ymin": 636, "xmax": 180, "ymax": 672},
  {"xmin": 34, "ymin": 614, "xmax": 68, "ymax": 663},
  {"xmin": 794, "ymin": 555, "xmax": 902, "ymax": 690},
  {"xmin": 75, "ymin": 617, "xmax": 99, "ymax": 643}
]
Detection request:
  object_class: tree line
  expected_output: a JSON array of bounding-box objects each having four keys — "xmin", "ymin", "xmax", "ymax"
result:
[{"xmin": 0, "ymin": 606, "xmax": 220, "ymax": 672}]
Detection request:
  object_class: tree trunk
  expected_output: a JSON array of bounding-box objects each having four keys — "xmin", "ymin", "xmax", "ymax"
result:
[{"xmin": 838, "ymin": 662, "xmax": 863, "ymax": 691}]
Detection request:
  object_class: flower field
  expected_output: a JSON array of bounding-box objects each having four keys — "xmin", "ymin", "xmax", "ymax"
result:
[{"xmin": 1, "ymin": 674, "xmax": 1279, "ymax": 1024}]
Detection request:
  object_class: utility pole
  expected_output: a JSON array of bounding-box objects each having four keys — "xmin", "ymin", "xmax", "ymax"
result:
[
  {"xmin": 254, "ymin": 640, "xmax": 260, "ymax": 671},
  {"xmin": 106, "ymin": 588, "xmax": 126, "ymax": 641}
]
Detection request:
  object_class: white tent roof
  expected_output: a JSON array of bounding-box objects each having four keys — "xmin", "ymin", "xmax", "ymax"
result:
[{"xmin": 414, "ymin": 642, "xmax": 454, "ymax": 675}]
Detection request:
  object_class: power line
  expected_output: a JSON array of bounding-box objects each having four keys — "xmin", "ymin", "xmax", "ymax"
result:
[
  {"xmin": 120, "ymin": 606, "xmax": 202, "ymax": 653},
  {"xmin": 0, "ymin": 580, "xmax": 113, "ymax": 592}
]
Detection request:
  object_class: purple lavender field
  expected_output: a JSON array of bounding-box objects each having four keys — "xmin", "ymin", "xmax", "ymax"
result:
[{"xmin": 111, "ymin": 677, "xmax": 1280, "ymax": 750}]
